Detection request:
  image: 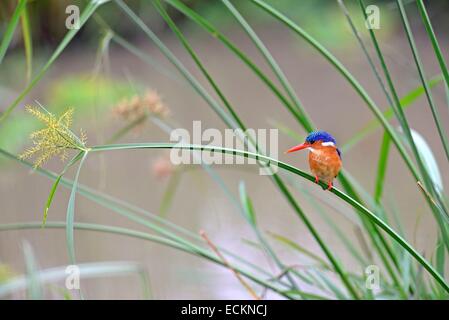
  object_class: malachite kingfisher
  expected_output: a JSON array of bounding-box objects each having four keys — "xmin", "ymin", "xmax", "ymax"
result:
[{"xmin": 286, "ymin": 131, "xmax": 342, "ymax": 190}]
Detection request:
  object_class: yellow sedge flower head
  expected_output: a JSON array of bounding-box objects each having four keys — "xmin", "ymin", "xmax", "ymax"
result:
[{"xmin": 19, "ymin": 106, "xmax": 88, "ymax": 168}]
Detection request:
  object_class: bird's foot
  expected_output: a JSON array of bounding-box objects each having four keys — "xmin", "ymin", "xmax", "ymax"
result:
[
  {"xmin": 326, "ymin": 181, "xmax": 333, "ymax": 191},
  {"xmin": 314, "ymin": 175, "xmax": 319, "ymax": 184}
]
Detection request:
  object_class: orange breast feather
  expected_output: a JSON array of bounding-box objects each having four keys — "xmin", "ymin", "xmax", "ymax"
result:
[{"xmin": 308, "ymin": 146, "xmax": 342, "ymax": 183}]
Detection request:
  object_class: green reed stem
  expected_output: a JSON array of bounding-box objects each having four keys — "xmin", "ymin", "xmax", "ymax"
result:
[
  {"xmin": 91, "ymin": 142, "xmax": 449, "ymax": 293},
  {"xmin": 396, "ymin": 0, "xmax": 449, "ymax": 162}
]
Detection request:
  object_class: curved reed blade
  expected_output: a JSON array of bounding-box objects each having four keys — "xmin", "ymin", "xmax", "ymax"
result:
[
  {"xmin": 0, "ymin": 0, "xmax": 27, "ymax": 64},
  {"xmin": 396, "ymin": 0, "xmax": 449, "ymax": 162},
  {"xmin": 0, "ymin": 1, "xmax": 109, "ymax": 123},
  {"xmin": 416, "ymin": 0, "xmax": 449, "ymax": 106},
  {"xmin": 66, "ymin": 151, "xmax": 89, "ymax": 264},
  {"xmin": 90, "ymin": 142, "xmax": 449, "ymax": 293}
]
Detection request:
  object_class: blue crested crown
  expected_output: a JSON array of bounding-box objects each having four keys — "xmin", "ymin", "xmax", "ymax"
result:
[{"xmin": 305, "ymin": 131, "xmax": 336, "ymax": 144}]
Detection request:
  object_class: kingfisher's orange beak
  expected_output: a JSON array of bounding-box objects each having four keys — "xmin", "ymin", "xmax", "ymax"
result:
[{"xmin": 285, "ymin": 142, "xmax": 310, "ymax": 154}]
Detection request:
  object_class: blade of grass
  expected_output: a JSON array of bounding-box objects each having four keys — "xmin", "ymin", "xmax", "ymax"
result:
[
  {"xmin": 299, "ymin": 186, "xmax": 370, "ymax": 267},
  {"xmin": 90, "ymin": 142, "xmax": 449, "ymax": 293},
  {"xmin": 338, "ymin": 0, "xmax": 395, "ymax": 118},
  {"xmin": 43, "ymin": 151, "xmax": 84, "ymax": 227},
  {"xmin": 248, "ymin": 2, "xmax": 397, "ymax": 276},
  {"xmin": 252, "ymin": 1, "xmax": 448, "ymax": 266},
  {"xmin": 153, "ymin": 0, "xmax": 248, "ymax": 133},
  {"xmin": 436, "ymin": 236, "xmax": 445, "ymax": 278},
  {"xmin": 314, "ymin": 271, "xmax": 347, "ymax": 299},
  {"xmin": 111, "ymin": 33, "xmax": 186, "ymax": 87},
  {"xmin": 0, "ymin": 260, "xmax": 148, "ymax": 299},
  {"xmin": 416, "ymin": 0, "xmax": 449, "ymax": 102},
  {"xmin": 216, "ymin": 4, "xmax": 391, "ymax": 271},
  {"xmin": 281, "ymin": 290, "xmax": 330, "ymax": 300},
  {"xmin": 66, "ymin": 151, "xmax": 89, "ymax": 264},
  {"xmin": 221, "ymin": 0, "xmax": 314, "ymax": 132},
  {"xmin": 282, "ymin": 172, "xmax": 372, "ymax": 267},
  {"xmin": 270, "ymin": 76, "xmax": 441, "ymax": 175},
  {"xmin": 302, "ymin": 270, "xmax": 337, "ymax": 297},
  {"xmin": 165, "ymin": 0, "xmax": 439, "ymax": 267},
  {"xmin": 155, "ymin": 1, "xmax": 303, "ymax": 292},
  {"xmin": 1, "ymin": 149, "xmax": 291, "ymax": 291},
  {"xmin": 267, "ymin": 231, "xmax": 329, "ymax": 269},
  {"xmin": 0, "ymin": 0, "xmax": 109, "ymax": 123},
  {"xmin": 238, "ymin": 181, "xmax": 301, "ymax": 294},
  {"xmin": 200, "ymin": 230, "xmax": 261, "ymax": 300},
  {"xmin": 159, "ymin": 169, "xmax": 181, "ymax": 217},
  {"xmin": 396, "ymin": 0, "xmax": 449, "ymax": 161},
  {"xmin": 0, "ymin": 0, "xmax": 27, "ymax": 65},
  {"xmin": 0, "ymin": 221, "xmax": 274, "ymax": 294},
  {"xmin": 162, "ymin": 0, "xmax": 395, "ymax": 272},
  {"xmin": 22, "ymin": 241, "xmax": 42, "ymax": 300},
  {"xmin": 340, "ymin": 171, "xmax": 403, "ymax": 290},
  {"xmin": 114, "ymin": 0, "xmax": 242, "ymax": 134},
  {"xmin": 112, "ymin": 35, "xmax": 328, "ymax": 290},
  {"xmin": 402, "ymin": 129, "xmax": 449, "ymax": 247},
  {"xmin": 20, "ymin": 3, "xmax": 32, "ymax": 83},
  {"xmin": 341, "ymin": 156, "xmax": 407, "ymax": 296},
  {"xmin": 358, "ymin": 0, "xmax": 448, "ymax": 229},
  {"xmin": 374, "ymin": 132, "xmax": 391, "ymax": 204},
  {"xmin": 414, "ymin": 263, "xmax": 429, "ymax": 298},
  {"xmin": 269, "ymin": 120, "xmax": 304, "ymax": 143},
  {"xmin": 146, "ymin": 0, "xmax": 357, "ymax": 297},
  {"xmin": 239, "ymin": 182, "xmax": 257, "ymax": 226},
  {"xmin": 0, "ymin": 222, "xmax": 195, "ymax": 252},
  {"xmin": 1, "ymin": 150, "xmax": 299, "ymax": 297},
  {"xmin": 161, "ymin": 0, "xmax": 311, "ymax": 132},
  {"xmin": 0, "ymin": 221, "xmax": 293, "ymax": 299},
  {"xmin": 157, "ymin": 0, "xmax": 394, "ymax": 297},
  {"xmin": 92, "ymin": 13, "xmax": 186, "ymax": 86},
  {"xmin": 119, "ymin": 67, "xmax": 257, "ymax": 227},
  {"xmin": 250, "ymin": 0, "xmax": 421, "ymax": 189},
  {"xmin": 341, "ymin": 75, "xmax": 443, "ymax": 153},
  {"xmin": 341, "ymin": 0, "xmax": 419, "ymax": 197}
]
